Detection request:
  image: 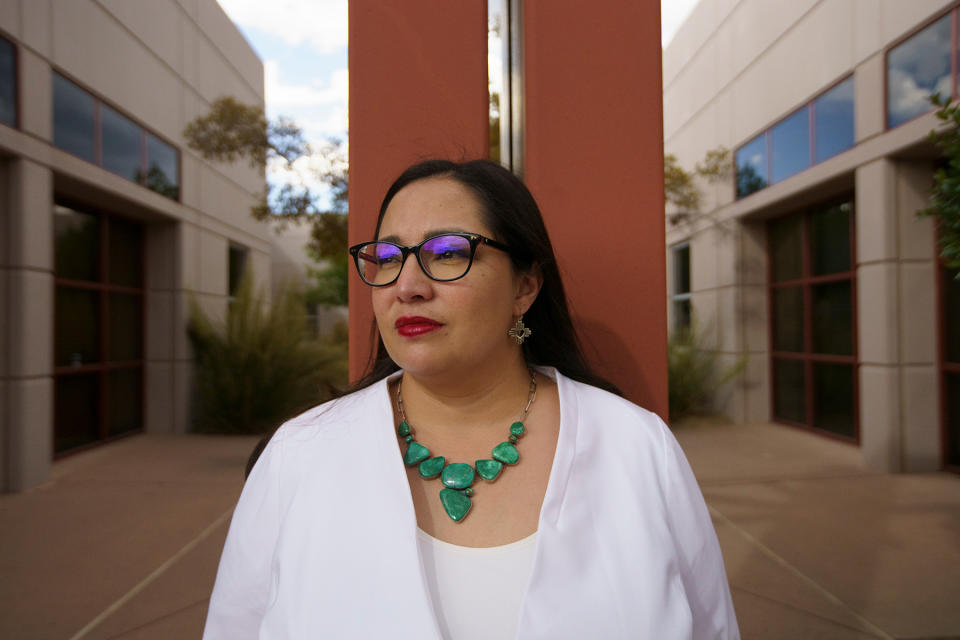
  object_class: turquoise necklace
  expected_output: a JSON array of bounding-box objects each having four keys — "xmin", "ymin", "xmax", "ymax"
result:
[{"xmin": 396, "ymin": 370, "xmax": 537, "ymax": 523}]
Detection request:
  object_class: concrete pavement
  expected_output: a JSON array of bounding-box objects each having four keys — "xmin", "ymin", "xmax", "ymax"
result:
[{"xmin": 1, "ymin": 420, "xmax": 958, "ymax": 639}]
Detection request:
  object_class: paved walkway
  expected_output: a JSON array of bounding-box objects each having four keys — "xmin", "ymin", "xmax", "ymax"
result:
[{"xmin": 1, "ymin": 421, "xmax": 958, "ymax": 639}]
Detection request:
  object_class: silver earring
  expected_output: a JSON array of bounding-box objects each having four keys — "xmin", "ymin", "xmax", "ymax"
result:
[{"xmin": 508, "ymin": 316, "xmax": 532, "ymax": 345}]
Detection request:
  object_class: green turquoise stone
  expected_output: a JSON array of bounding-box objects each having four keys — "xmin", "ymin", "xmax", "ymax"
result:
[
  {"xmin": 464, "ymin": 488, "xmax": 474, "ymax": 496},
  {"xmin": 476, "ymin": 459, "xmax": 503, "ymax": 481},
  {"xmin": 510, "ymin": 421, "xmax": 525, "ymax": 437},
  {"xmin": 403, "ymin": 441, "xmax": 430, "ymax": 466},
  {"xmin": 404, "ymin": 435, "xmax": 413, "ymax": 443},
  {"xmin": 441, "ymin": 462, "xmax": 475, "ymax": 489},
  {"xmin": 492, "ymin": 441, "xmax": 519, "ymax": 465},
  {"xmin": 508, "ymin": 434, "xmax": 518, "ymax": 443},
  {"xmin": 439, "ymin": 488, "xmax": 472, "ymax": 522},
  {"xmin": 418, "ymin": 456, "xmax": 445, "ymax": 479},
  {"xmin": 398, "ymin": 421, "xmax": 410, "ymax": 437}
]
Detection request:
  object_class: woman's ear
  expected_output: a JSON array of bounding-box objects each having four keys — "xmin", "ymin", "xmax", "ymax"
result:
[{"xmin": 513, "ymin": 263, "xmax": 544, "ymax": 316}]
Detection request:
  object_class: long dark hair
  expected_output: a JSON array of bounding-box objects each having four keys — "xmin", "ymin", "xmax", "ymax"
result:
[
  {"xmin": 246, "ymin": 159, "xmax": 618, "ymax": 478},
  {"xmin": 350, "ymin": 159, "xmax": 620, "ymax": 396}
]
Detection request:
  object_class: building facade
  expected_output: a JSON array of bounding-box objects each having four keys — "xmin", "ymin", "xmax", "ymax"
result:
[
  {"xmin": 664, "ymin": 0, "xmax": 959, "ymax": 472},
  {"xmin": 0, "ymin": 0, "xmax": 270, "ymax": 492}
]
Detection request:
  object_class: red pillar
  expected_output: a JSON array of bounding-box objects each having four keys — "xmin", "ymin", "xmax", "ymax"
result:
[
  {"xmin": 347, "ymin": 0, "xmax": 488, "ymax": 379},
  {"xmin": 348, "ymin": 0, "xmax": 666, "ymax": 418},
  {"xmin": 523, "ymin": 0, "xmax": 667, "ymax": 417}
]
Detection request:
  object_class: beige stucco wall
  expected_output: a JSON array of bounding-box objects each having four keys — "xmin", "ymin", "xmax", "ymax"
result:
[
  {"xmin": 0, "ymin": 0, "xmax": 268, "ymax": 491},
  {"xmin": 664, "ymin": 0, "xmax": 947, "ymax": 471}
]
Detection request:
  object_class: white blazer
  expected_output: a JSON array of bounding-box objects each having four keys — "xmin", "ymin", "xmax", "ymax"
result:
[{"xmin": 204, "ymin": 368, "xmax": 740, "ymax": 639}]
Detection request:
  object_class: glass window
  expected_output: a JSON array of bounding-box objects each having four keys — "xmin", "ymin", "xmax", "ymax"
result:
[
  {"xmin": 101, "ymin": 104, "xmax": 142, "ymax": 181},
  {"xmin": 812, "ymin": 282, "xmax": 853, "ymax": 355},
  {"xmin": 814, "ymin": 77, "xmax": 854, "ymax": 163},
  {"xmin": 945, "ymin": 267, "xmax": 960, "ymax": 364},
  {"xmin": 108, "ymin": 217, "xmax": 143, "ymax": 287},
  {"xmin": 55, "ymin": 374, "xmax": 101, "ymax": 452},
  {"xmin": 229, "ymin": 244, "xmax": 248, "ymax": 298},
  {"xmin": 108, "ymin": 293, "xmax": 142, "ymax": 362},
  {"xmin": 146, "ymin": 133, "xmax": 180, "ymax": 200},
  {"xmin": 55, "ymin": 288, "xmax": 100, "ymax": 367},
  {"xmin": 813, "ymin": 363, "xmax": 855, "ymax": 438},
  {"xmin": 773, "ymin": 359, "xmax": 806, "ymax": 424},
  {"xmin": 54, "ymin": 202, "xmax": 145, "ymax": 454},
  {"xmin": 773, "ymin": 287, "xmax": 804, "ymax": 352},
  {"xmin": 887, "ymin": 14, "xmax": 952, "ymax": 129},
  {"xmin": 810, "ymin": 203, "xmax": 851, "ymax": 276},
  {"xmin": 672, "ymin": 244, "xmax": 691, "ymax": 332},
  {"xmin": 771, "ymin": 107, "xmax": 811, "ymax": 184},
  {"xmin": 736, "ymin": 134, "xmax": 767, "ymax": 198},
  {"xmin": 769, "ymin": 214, "xmax": 803, "ymax": 282},
  {"xmin": 0, "ymin": 36, "xmax": 15, "ymax": 127},
  {"xmin": 947, "ymin": 373, "xmax": 960, "ymax": 467},
  {"xmin": 768, "ymin": 203, "xmax": 857, "ymax": 440},
  {"xmin": 53, "ymin": 73, "xmax": 96, "ymax": 162},
  {"xmin": 54, "ymin": 205, "xmax": 100, "ymax": 282},
  {"xmin": 674, "ymin": 244, "xmax": 691, "ymax": 294},
  {"xmin": 108, "ymin": 369, "xmax": 142, "ymax": 437}
]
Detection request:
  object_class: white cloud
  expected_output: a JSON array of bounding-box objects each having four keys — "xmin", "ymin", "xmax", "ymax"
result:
[
  {"xmin": 265, "ymin": 61, "xmax": 348, "ymax": 110},
  {"xmin": 216, "ymin": 0, "xmax": 347, "ymax": 54},
  {"xmin": 262, "ymin": 61, "xmax": 348, "ymax": 141}
]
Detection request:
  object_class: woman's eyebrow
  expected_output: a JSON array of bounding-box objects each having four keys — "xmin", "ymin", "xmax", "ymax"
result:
[{"xmin": 378, "ymin": 228, "xmax": 472, "ymax": 244}]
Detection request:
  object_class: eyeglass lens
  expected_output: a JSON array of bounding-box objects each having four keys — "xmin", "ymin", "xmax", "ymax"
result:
[{"xmin": 356, "ymin": 235, "xmax": 474, "ymax": 285}]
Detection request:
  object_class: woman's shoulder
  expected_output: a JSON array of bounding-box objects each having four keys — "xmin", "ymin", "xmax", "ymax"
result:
[
  {"xmin": 558, "ymin": 371, "xmax": 668, "ymax": 433},
  {"xmin": 270, "ymin": 378, "xmax": 390, "ymax": 446}
]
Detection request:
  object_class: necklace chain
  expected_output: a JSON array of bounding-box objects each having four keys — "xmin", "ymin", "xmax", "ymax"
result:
[{"xmin": 395, "ymin": 369, "xmax": 537, "ymax": 523}]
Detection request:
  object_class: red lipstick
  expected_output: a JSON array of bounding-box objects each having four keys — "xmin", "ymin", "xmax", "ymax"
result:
[{"xmin": 395, "ymin": 316, "xmax": 443, "ymax": 337}]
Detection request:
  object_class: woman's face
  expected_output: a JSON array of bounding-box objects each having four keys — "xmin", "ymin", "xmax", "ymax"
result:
[{"xmin": 372, "ymin": 176, "xmax": 539, "ymax": 379}]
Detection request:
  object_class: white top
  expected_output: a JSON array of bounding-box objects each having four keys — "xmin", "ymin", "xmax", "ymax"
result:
[
  {"xmin": 416, "ymin": 528, "xmax": 538, "ymax": 640},
  {"xmin": 203, "ymin": 368, "xmax": 740, "ymax": 639}
]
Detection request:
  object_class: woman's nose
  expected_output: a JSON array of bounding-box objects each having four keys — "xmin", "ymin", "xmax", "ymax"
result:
[{"xmin": 394, "ymin": 253, "xmax": 433, "ymax": 301}]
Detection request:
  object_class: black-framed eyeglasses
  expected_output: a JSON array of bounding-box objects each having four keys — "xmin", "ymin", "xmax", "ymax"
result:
[{"xmin": 348, "ymin": 232, "xmax": 511, "ymax": 286}]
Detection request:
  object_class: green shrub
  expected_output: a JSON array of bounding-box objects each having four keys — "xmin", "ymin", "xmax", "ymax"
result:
[
  {"xmin": 187, "ymin": 273, "xmax": 348, "ymax": 434},
  {"xmin": 668, "ymin": 320, "xmax": 745, "ymax": 421}
]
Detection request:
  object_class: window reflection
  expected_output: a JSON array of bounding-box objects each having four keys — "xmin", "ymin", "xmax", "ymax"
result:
[
  {"xmin": 53, "ymin": 73, "xmax": 96, "ymax": 163},
  {"xmin": 51, "ymin": 72, "xmax": 179, "ymax": 201},
  {"xmin": 146, "ymin": 133, "xmax": 180, "ymax": 199},
  {"xmin": 814, "ymin": 77, "xmax": 854, "ymax": 162},
  {"xmin": 887, "ymin": 14, "xmax": 952, "ymax": 128},
  {"xmin": 736, "ymin": 134, "xmax": 767, "ymax": 198},
  {"xmin": 0, "ymin": 36, "xmax": 15, "ymax": 127},
  {"xmin": 54, "ymin": 205, "xmax": 100, "ymax": 281},
  {"xmin": 101, "ymin": 105, "xmax": 142, "ymax": 181},
  {"xmin": 771, "ymin": 107, "xmax": 810, "ymax": 184}
]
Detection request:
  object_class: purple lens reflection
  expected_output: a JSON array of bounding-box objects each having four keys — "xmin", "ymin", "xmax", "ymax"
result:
[{"xmin": 422, "ymin": 235, "xmax": 472, "ymax": 279}]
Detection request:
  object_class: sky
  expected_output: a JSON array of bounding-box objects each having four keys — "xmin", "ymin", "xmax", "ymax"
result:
[{"xmin": 215, "ymin": 0, "xmax": 700, "ymax": 194}]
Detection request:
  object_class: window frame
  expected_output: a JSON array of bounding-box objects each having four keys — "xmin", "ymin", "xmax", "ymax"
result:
[
  {"xmin": 884, "ymin": 4, "xmax": 959, "ymax": 131},
  {"xmin": 671, "ymin": 242, "xmax": 692, "ymax": 332},
  {"xmin": 53, "ymin": 198, "xmax": 146, "ymax": 459},
  {"xmin": 51, "ymin": 70, "xmax": 181, "ymax": 201},
  {"xmin": 0, "ymin": 30, "xmax": 18, "ymax": 130},
  {"xmin": 766, "ymin": 197, "xmax": 860, "ymax": 443},
  {"xmin": 735, "ymin": 74, "xmax": 855, "ymax": 200},
  {"xmin": 936, "ymin": 237, "xmax": 960, "ymax": 473}
]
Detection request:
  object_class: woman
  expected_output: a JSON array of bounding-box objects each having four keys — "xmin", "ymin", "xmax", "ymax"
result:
[{"xmin": 204, "ymin": 160, "xmax": 739, "ymax": 639}]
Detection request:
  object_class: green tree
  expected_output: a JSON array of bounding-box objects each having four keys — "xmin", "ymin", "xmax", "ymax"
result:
[
  {"xmin": 921, "ymin": 93, "xmax": 960, "ymax": 274},
  {"xmin": 183, "ymin": 96, "xmax": 348, "ymax": 301},
  {"xmin": 664, "ymin": 146, "xmax": 733, "ymax": 227}
]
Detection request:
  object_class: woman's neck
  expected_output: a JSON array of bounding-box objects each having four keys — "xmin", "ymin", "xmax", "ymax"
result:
[{"xmin": 395, "ymin": 355, "xmax": 534, "ymax": 438}]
